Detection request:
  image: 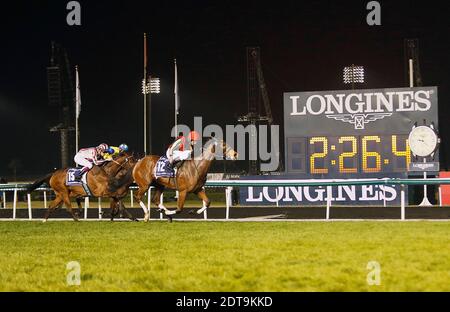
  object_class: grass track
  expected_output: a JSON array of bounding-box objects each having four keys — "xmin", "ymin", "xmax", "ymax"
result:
[{"xmin": 0, "ymin": 221, "xmax": 449, "ymax": 291}]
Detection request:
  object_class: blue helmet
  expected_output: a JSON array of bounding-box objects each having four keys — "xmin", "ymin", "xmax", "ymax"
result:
[
  {"xmin": 119, "ymin": 143, "xmax": 129, "ymax": 152},
  {"xmin": 105, "ymin": 147, "xmax": 114, "ymax": 154}
]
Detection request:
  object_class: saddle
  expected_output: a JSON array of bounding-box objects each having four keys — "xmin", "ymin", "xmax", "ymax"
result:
[
  {"xmin": 154, "ymin": 156, "xmax": 175, "ymax": 178},
  {"xmin": 66, "ymin": 168, "xmax": 92, "ymax": 196}
]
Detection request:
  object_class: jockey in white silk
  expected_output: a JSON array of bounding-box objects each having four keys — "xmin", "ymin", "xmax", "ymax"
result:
[
  {"xmin": 166, "ymin": 131, "xmax": 201, "ymax": 165},
  {"xmin": 73, "ymin": 143, "xmax": 110, "ymax": 179}
]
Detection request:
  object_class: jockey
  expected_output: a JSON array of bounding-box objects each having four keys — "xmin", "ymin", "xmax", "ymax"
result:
[
  {"xmin": 73, "ymin": 143, "xmax": 110, "ymax": 180},
  {"xmin": 103, "ymin": 143, "xmax": 129, "ymax": 161},
  {"xmin": 166, "ymin": 130, "xmax": 201, "ymax": 166}
]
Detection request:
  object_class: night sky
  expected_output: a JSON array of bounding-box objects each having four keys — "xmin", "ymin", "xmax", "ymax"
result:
[{"xmin": 0, "ymin": 0, "xmax": 449, "ymax": 179}]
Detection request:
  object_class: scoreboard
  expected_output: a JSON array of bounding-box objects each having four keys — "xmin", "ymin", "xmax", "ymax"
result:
[{"xmin": 284, "ymin": 87, "xmax": 438, "ymax": 177}]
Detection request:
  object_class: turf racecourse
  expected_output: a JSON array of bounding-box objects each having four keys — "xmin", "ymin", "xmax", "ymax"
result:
[{"xmin": 0, "ymin": 221, "xmax": 449, "ymax": 291}]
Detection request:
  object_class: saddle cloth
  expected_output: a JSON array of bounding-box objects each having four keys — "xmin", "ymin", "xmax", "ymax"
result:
[
  {"xmin": 154, "ymin": 156, "xmax": 175, "ymax": 178},
  {"xmin": 66, "ymin": 168, "xmax": 88, "ymax": 186}
]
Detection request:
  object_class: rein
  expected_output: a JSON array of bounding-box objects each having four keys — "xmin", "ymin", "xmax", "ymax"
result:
[{"xmin": 109, "ymin": 156, "xmax": 133, "ymax": 176}]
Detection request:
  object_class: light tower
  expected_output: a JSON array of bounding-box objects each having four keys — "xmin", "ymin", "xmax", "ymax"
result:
[{"xmin": 142, "ymin": 33, "xmax": 160, "ymax": 155}]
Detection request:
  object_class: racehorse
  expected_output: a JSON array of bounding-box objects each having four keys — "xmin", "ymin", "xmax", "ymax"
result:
[
  {"xmin": 129, "ymin": 138, "xmax": 238, "ymax": 221},
  {"xmin": 28, "ymin": 153, "xmax": 137, "ymax": 221}
]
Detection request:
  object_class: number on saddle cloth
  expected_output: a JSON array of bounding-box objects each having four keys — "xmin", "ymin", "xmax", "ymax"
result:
[
  {"xmin": 66, "ymin": 168, "xmax": 86, "ymax": 186},
  {"xmin": 155, "ymin": 156, "xmax": 175, "ymax": 178}
]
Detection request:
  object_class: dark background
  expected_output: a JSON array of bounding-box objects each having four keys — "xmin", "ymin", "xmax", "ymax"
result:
[{"xmin": 0, "ymin": 0, "xmax": 449, "ymax": 180}]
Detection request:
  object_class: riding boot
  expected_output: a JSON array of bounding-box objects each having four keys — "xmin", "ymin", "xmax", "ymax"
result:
[{"xmin": 75, "ymin": 167, "xmax": 89, "ymax": 181}]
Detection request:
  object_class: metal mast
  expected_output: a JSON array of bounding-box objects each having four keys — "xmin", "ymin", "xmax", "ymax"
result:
[
  {"xmin": 47, "ymin": 41, "xmax": 75, "ymax": 168},
  {"xmin": 238, "ymin": 47, "xmax": 273, "ymax": 175},
  {"xmin": 404, "ymin": 39, "xmax": 423, "ymax": 87}
]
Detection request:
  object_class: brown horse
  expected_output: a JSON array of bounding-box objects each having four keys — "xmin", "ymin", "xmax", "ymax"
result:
[
  {"xmin": 132, "ymin": 138, "xmax": 238, "ymax": 221},
  {"xmin": 28, "ymin": 153, "xmax": 136, "ymax": 221},
  {"xmin": 73, "ymin": 154, "xmax": 138, "ymax": 221}
]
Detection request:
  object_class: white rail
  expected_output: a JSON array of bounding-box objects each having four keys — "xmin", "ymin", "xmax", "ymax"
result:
[{"xmin": 1, "ymin": 178, "xmax": 450, "ymax": 221}]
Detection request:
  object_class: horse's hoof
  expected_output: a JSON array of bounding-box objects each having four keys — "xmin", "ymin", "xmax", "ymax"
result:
[
  {"xmin": 167, "ymin": 216, "xmax": 173, "ymax": 223},
  {"xmin": 132, "ymin": 218, "xmax": 139, "ymax": 222},
  {"xmin": 144, "ymin": 213, "xmax": 150, "ymax": 222},
  {"xmin": 42, "ymin": 219, "xmax": 47, "ymax": 223}
]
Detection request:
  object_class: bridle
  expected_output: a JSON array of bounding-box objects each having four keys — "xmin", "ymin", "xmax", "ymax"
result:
[{"xmin": 110, "ymin": 155, "xmax": 134, "ymax": 175}]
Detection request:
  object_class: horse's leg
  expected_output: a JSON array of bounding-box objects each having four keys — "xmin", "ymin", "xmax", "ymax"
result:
[
  {"xmin": 152, "ymin": 187, "xmax": 168, "ymax": 214},
  {"xmin": 134, "ymin": 186, "xmax": 150, "ymax": 222},
  {"xmin": 75, "ymin": 197, "xmax": 83, "ymax": 220},
  {"xmin": 165, "ymin": 190, "xmax": 186, "ymax": 215},
  {"xmin": 118, "ymin": 199, "xmax": 137, "ymax": 221},
  {"xmin": 43, "ymin": 194, "xmax": 63, "ymax": 222},
  {"xmin": 62, "ymin": 193, "xmax": 78, "ymax": 221},
  {"xmin": 195, "ymin": 188, "xmax": 210, "ymax": 214},
  {"xmin": 110, "ymin": 198, "xmax": 119, "ymax": 221}
]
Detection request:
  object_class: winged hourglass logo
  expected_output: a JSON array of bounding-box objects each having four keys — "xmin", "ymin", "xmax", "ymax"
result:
[{"xmin": 326, "ymin": 113, "xmax": 392, "ymax": 129}]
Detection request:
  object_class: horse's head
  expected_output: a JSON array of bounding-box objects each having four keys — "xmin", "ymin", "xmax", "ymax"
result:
[
  {"xmin": 107, "ymin": 152, "xmax": 137, "ymax": 175},
  {"xmin": 205, "ymin": 138, "xmax": 238, "ymax": 160},
  {"xmin": 118, "ymin": 153, "xmax": 137, "ymax": 168},
  {"xmin": 108, "ymin": 153, "xmax": 137, "ymax": 192}
]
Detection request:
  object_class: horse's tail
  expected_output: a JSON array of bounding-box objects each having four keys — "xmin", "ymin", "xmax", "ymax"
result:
[
  {"xmin": 27, "ymin": 172, "xmax": 54, "ymax": 192},
  {"xmin": 109, "ymin": 167, "xmax": 134, "ymax": 193}
]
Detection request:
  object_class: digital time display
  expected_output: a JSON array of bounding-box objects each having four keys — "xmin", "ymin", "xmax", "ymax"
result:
[{"xmin": 287, "ymin": 135, "xmax": 411, "ymax": 175}]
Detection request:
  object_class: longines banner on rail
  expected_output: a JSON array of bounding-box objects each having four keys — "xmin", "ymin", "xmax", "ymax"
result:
[{"xmin": 241, "ymin": 87, "xmax": 439, "ymax": 206}]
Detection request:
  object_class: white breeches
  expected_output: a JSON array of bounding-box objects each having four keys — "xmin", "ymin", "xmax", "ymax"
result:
[
  {"xmin": 74, "ymin": 154, "xmax": 94, "ymax": 169},
  {"xmin": 166, "ymin": 149, "xmax": 191, "ymax": 164}
]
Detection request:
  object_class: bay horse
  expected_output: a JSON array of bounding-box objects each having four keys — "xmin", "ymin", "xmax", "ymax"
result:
[
  {"xmin": 28, "ymin": 153, "xmax": 137, "ymax": 221},
  {"xmin": 131, "ymin": 138, "xmax": 238, "ymax": 221}
]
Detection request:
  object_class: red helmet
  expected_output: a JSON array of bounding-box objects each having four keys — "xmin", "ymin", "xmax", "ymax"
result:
[{"xmin": 189, "ymin": 131, "xmax": 201, "ymax": 141}]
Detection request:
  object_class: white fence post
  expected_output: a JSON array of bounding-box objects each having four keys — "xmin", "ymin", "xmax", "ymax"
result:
[
  {"xmin": 84, "ymin": 197, "xmax": 89, "ymax": 219},
  {"xmin": 326, "ymin": 197, "xmax": 331, "ymax": 220},
  {"xmin": 159, "ymin": 193, "xmax": 163, "ymax": 220},
  {"xmin": 401, "ymin": 184, "xmax": 405, "ymax": 220},
  {"xmin": 43, "ymin": 191, "xmax": 47, "ymax": 208},
  {"xmin": 225, "ymin": 187, "xmax": 231, "ymax": 220},
  {"xmin": 130, "ymin": 190, "xmax": 134, "ymax": 208},
  {"xmin": 13, "ymin": 188, "xmax": 17, "ymax": 220},
  {"xmin": 147, "ymin": 188, "xmax": 151, "ymax": 211},
  {"xmin": 27, "ymin": 193, "xmax": 32, "ymax": 220},
  {"xmin": 98, "ymin": 198, "xmax": 102, "ymax": 220},
  {"xmin": 439, "ymin": 186, "xmax": 442, "ymax": 206},
  {"xmin": 2, "ymin": 191, "xmax": 6, "ymax": 209}
]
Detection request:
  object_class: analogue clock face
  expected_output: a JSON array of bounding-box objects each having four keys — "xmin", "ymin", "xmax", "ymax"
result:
[{"xmin": 408, "ymin": 126, "xmax": 438, "ymax": 157}]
